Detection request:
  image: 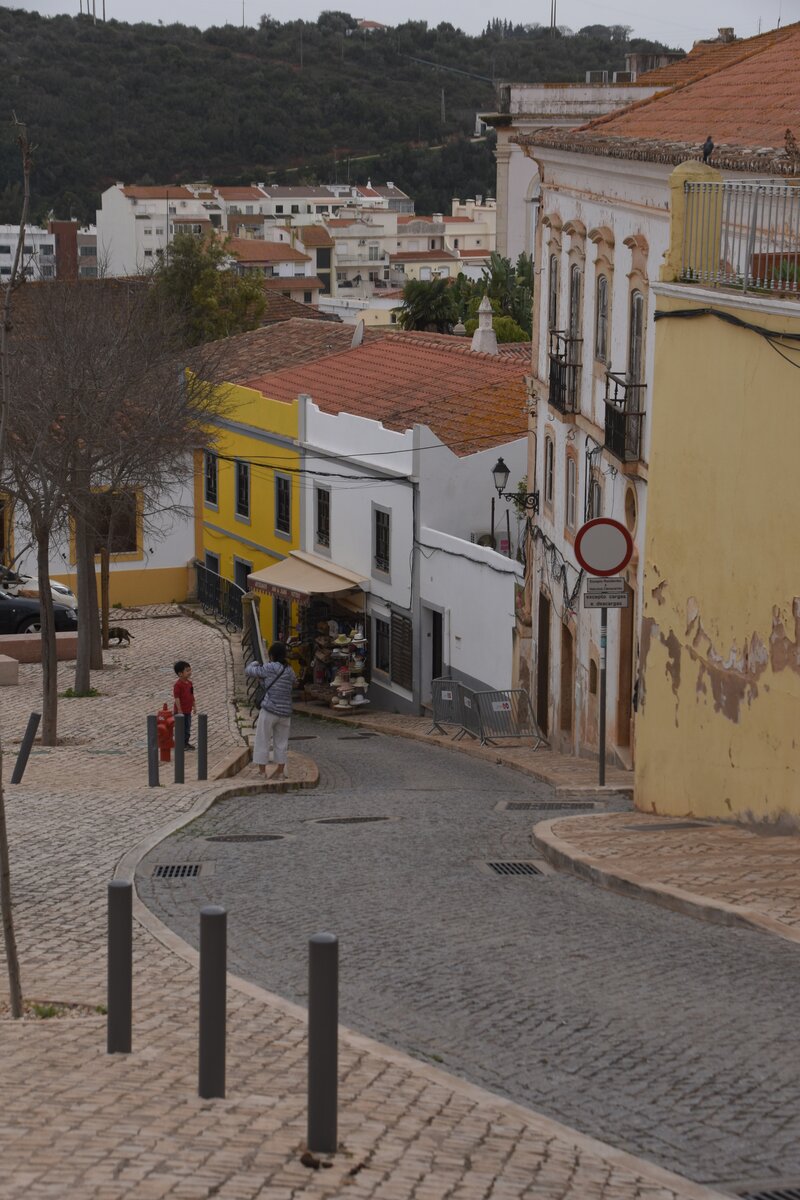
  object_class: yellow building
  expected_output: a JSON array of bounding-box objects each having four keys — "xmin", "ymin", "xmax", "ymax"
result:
[
  {"xmin": 636, "ymin": 166, "xmax": 800, "ymax": 822},
  {"xmin": 196, "ymin": 379, "xmax": 301, "ymax": 641}
]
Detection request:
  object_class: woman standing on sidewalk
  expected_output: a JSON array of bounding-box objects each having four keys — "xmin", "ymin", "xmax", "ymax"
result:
[{"xmin": 246, "ymin": 642, "xmax": 297, "ymax": 778}]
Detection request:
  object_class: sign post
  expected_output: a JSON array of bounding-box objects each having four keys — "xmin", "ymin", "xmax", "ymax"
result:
[{"xmin": 574, "ymin": 519, "xmax": 634, "ymax": 787}]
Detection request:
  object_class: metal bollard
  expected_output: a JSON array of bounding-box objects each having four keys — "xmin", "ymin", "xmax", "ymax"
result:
[
  {"xmin": 174, "ymin": 714, "xmax": 185, "ymax": 784},
  {"xmin": 147, "ymin": 714, "xmax": 159, "ymax": 787},
  {"xmin": 107, "ymin": 881, "xmax": 132, "ymax": 1054},
  {"xmin": 199, "ymin": 905, "xmax": 227, "ymax": 1099},
  {"xmin": 307, "ymin": 933, "xmax": 339, "ymax": 1154},
  {"xmin": 10, "ymin": 712, "xmax": 41, "ymax": 785},
  {"xmin": 197, "ymin": 714, "xmax": 208, "ymax": 781}
]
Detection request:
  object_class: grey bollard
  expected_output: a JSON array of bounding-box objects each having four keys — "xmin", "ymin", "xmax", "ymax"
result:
[
  {"xmin": 147, "ymin": 714, "xmax": 159, "ymax": 787},
  {"xmin": 307, "ymin": 933, "xmax": 339, "ymax": 1154},
  {"xmin": 199, "ymin": 905, "xmax": 227, "ymax": 1099},
  {"xmin": 174, "ymin": 714, "xmax": 185, "ymax": 784},
  {"xmin": 197, "ymin": 714, "xmax": 208, "ymax": 781},
  {"xmin": 107, "ymin": 881, "xmax": 132, "ymax": 1054},
  {"xmin": 10, "ymin": 712, "xmax": 41, "ymax": 785}
]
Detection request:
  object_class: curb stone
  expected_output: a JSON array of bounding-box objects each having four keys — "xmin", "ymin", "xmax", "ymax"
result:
[{"xmin": 532, "ymin": 816, "xmax": 800, "ymax": 946}]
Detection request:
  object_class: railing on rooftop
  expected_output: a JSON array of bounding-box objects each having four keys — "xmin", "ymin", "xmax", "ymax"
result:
[{"xmin": 682, "ymin": 180, "xmax": 800, "ymax": 296}]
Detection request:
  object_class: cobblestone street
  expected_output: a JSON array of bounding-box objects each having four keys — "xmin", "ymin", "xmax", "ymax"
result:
[{"xmin": 141, "ymin": 717, "xmax": 800, "ymax": 1195}]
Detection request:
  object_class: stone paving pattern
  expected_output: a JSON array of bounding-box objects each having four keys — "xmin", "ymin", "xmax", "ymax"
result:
[
  {"xmin": 545, "ymin": 811, "xmax": 800, "ymax": 934},
  {"xmin": 0, "ymin": 616, "xmax": 728, "ymax": 1200},
  {"xmin": 293, "ymin": 703, "xmax": 634, "ymax": 795},
  {"xmin": 142, "ymin": 719, "xmax": 800, "ymax": 1194}
]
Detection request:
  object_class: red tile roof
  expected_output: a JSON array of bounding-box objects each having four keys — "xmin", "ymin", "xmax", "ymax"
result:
[
  {"xmin": 242, "ymin": 333, "xmax": 527, "ymax": 456},
  {"xmin": 227, "ymin": 238, "xmax": 311, "ymax": 263},
  {"xmin": 523, "ymin": 22, "xmax": 800, "ymax": 172},
  {"xmin": 211, "ymin": 319, "xmax": 355, "ymax": 384},
  {"xmin": 262, "ymin": 276, "xmax": 325, "ymax": 291},
  {"xmin": 636, "ymin": 24, "xmax": 795, "ymax": 85},
  {"xmin": 121, "ymin": 185, "xmax": 195, "ymax": 200},
  {"xmin": 458, "ymin": 248, "xmax": 491, "ymax": 258},
  {"xmin": 217, "ymin": 186, "xmax": 267, "ymax": 200},
  {"xmin": 390, "ymin": 250, "xmax": 459, "ymax": 262},
  {"xmin": 296, "ymin": 225, "xmax": 334, "ymax": 248},
  {"xmin": 258, "ymin": 294, "xmax": 339, "ymax": 325}
]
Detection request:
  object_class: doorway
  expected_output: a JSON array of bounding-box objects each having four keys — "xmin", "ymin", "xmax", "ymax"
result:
[
  {"xmin": 560, "ymin": 623, "xmax": 574, "ymax": 736},
  {"xmin": 536, "ymin": 592, "xmax": 551, "ymax": 737},
  {"xmin": 617, "ymin": 584, "xmax": 635, "ymax": 747},
  {"xmin": 431, "ymin": 610, "xmax": 443, "ymax": 681}
]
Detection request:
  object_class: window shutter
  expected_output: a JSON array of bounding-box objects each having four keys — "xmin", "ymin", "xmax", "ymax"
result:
[{"xmin": 390, "ymin": 613, "xmax": 413, "ymax": 691}]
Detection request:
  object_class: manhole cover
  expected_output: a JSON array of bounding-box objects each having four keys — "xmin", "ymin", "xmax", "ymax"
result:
[
  {"xmin": 738, "ymin": 1189, "xmax": 800, "ymax": 1200},
  {"xmin": 316, "ymin": 816, "xmax": 389, "ymax": 825},
  {"xmin": 152, "ymin": 863, "xmax": 201, "ymax": 879},
  {"xmin": 623, "ymin": 821, "xmax": 713, "ymax": 832},
  {"xmin": 486, "ymin": 861, "xmax": 543, "ymax": 877},
  {"xmin": 206, "ymin": 834, "xmax": 284, "ymax": 843}
]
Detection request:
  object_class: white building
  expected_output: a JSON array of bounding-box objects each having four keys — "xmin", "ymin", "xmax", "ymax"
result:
[
  {"xmin": 0, "ymin": 224, "xmax": 57, "ymax": 281},
  {"xmin": 516, "ymin": 20, "xmax": 794, "ymax": 767},
  {"xmin": 96, "ymin": 184, "xmax": 226, "ymax": 276},
  {"xmin": 244, "ymin": 331, "xmax": 528, "ymax": 712}
]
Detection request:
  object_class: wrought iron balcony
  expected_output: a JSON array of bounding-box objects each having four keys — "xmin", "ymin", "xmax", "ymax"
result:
[
  {"xmin": 548, "ymin": 330, "xmax": 582, "ymax": 415},
  {"xmin": 604, "ymin": 371, "xmax": 646, "ymax": 462}
]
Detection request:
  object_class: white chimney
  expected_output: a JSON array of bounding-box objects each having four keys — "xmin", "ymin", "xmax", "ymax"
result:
[{"xmin": 471, "ymin": 296, "xmax": 498, "ymax": 356}]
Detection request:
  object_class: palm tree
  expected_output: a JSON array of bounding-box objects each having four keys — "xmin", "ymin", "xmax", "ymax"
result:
[{"xmin": 397, "ymin": 277, "xmax": 458, "ymax": 333}]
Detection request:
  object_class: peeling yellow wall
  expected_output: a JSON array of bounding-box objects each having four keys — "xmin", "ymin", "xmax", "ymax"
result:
[{"xmin": 636, "ymin": 290, "xmax": 800, "ymax": 821}]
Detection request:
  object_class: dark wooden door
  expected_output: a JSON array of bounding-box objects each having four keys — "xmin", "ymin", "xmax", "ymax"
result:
[{"xmin": 536, "ymin": 593, "xmax": 551, "ymax": 737}]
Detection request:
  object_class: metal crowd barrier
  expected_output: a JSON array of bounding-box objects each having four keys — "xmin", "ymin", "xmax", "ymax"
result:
[{"xmin": 427, "ymin": 678, "xmax": 546, "ymax": 750}]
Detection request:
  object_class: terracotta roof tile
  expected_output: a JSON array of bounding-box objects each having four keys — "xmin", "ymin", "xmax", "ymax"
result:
[
  {"xmin": 258, "ymin": 295, "xmax": 339, "ymax": 325},
  {"xmin": 227, "ymin": 238, "xmax": 311, "ymax": 263},
  {"xmin": 458, "ymin": 248, "xmax": 491, "ymax": 258},
  {"xmin": 242, "ymin": 334, "xmax": 527, "ymax": 455},
  {"xmin": 262, "ymin": 276, "xmax": 325, "ymax": 290},
  {"xmin": 390, "ymin": 250, "xmax": 459, "ymax": 262},
  {"xmin": 217, "ymin": 186, "xmax": 267, "ymax": 200},
  {"xmin": 524, "ymin": 22, "xmax": 800, "ymax": 171},
  {"xmin": 121, "ymin": 185, "xmax": 194, "ymax": 200},
  {"xmin": 296, "ymin": 225, "xmax": 334, "ymax": 248},
  {"xmin": 636, "ymin": 24, "xmax": 795, "ymax": 85},
  {"xmin": 211, "ymin": 318, "xmax": 354, "ymax": 384}
]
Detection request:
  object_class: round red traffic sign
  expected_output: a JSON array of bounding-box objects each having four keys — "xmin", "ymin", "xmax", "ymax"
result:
[{"xmin": 574, "ymin": 518, "xmax": 633, "ymax": 577}]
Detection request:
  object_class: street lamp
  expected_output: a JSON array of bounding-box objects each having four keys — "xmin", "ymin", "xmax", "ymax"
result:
[{"xmin": 490, "ymin": 457, "xmax": 539, "ymax": 556}]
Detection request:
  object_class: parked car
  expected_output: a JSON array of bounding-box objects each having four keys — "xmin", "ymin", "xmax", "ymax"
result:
[
  {"xmin": 0, "ymin": 588, "xmax": 79, "ymax": 635},
  {"xmin": 0, "ymin": 567, "xmax": 78, "ymax": 610}
]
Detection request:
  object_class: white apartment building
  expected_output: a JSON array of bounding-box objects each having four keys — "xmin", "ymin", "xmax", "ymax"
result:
[
  {"xmin": 0, "ymin": 224, "xmax": 57, "ymax": 281},
  {"xmin": 96, "ymin": 184, "xmax": 226, "ymax": 276}
]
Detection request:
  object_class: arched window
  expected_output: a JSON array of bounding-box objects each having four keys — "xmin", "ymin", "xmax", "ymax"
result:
[
  {"xmin": 628, "ymin": 289, "xmax": 645, "ymax": 383},
  {"xmin": 544, "ymin": 436, "xmax": 554, "ymax": 505},
  {"xmin": 565, "ymin": 454, "xmax": 577, "ymax": 530},
  {"xmin": 568, "ymin": 263, "xmax": 582, "ymax": 340},
  {"xmin": 548, "ymin": 253, "xmax": 560, "ymax": 329},
  {"xmin": 588, "ymin": 476, "xmax": 602, "ymax": 520},
  {"xmin": 595, "ymin": 275, "xmax": 609, "ymax": 362}
]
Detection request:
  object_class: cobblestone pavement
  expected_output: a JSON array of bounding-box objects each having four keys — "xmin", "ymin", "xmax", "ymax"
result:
[
  {"xmin": 0, "ymin": 626, "xmax": 729, "ymax": 1200},
  {"xmin": 538, "ymin": 810, "xmax": 800, "ymax": 937},
  {"xmin": 293, "ymin": 702, "xmax": 634, "ymax": 795},
  {"xmin": 141, "ymin": 717, "xmax": 800, "ymax": 1195}
]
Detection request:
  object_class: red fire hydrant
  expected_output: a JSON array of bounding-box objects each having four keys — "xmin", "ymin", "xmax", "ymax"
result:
[{"xmin": 157, "ymin": 703, "xmax": 175, "ymax": 763}]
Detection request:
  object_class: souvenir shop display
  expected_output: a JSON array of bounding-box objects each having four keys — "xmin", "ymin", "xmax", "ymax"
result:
[{"xmin": 286, "ymin": 601, "xmax": 370, "ymax": 712}]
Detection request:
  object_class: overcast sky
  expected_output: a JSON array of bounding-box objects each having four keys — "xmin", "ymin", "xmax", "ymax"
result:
[{"xmin": 5, "ymin": 0, "xmax": 798, "ymax": 49}]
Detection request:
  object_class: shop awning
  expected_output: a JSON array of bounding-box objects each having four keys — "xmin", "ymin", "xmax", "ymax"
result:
[{"xmin": 247, "ymin": 551, "xmax": 369, "ymax": 603}]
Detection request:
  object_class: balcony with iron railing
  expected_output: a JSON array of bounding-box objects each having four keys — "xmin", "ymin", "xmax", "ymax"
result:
[
  {"xmin": 548, "ymin": 330, "xmax": 582, "ymax": 415},
  {"xmin": 604, "ymin": 371, "xmax": 646, "ymax": 463},
  {"xmin": 681, "ymin": 179, "xmax": 800, "ymax": 297}
]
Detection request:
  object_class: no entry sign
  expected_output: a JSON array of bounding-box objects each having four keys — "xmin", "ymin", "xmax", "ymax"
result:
[{"xmin": 574, "ymin": 518, "xmax": 633, "ymax": 577}]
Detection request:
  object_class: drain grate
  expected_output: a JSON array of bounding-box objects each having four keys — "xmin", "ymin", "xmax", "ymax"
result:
[
  {"xmin": 486, "ymin": 861, "xmax": 543, "ymax": 877},
  {"xmin": 316, "ymin": 816, "xmax": 389, "ymax": 825},
  {"xmin": 152, "ymin": 863, "xmax": 201, "ymax": 879},
  {"xmin": 738, "ymin": 1189, "xmax": 800, "ymax": 1200},
  {"xmin": 206, "ymin": 834, "xmax": 284, "ymax": 843},
  {"xmin": 507, "ymin": 801, "xmax": 595, "ymax": 811},
  {"xmin": 623, "ymin": 821, "xmax": 712, "ymax": 832}
]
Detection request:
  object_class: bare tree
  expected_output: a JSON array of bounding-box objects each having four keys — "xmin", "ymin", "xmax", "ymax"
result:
[{"xmin": 0, "ymin": 116, "xmax": 32, "ymax": 1019}]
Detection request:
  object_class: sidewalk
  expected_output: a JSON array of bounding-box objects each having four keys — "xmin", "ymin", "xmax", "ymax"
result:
[
  {"xmin": 0, "ymin": 620, "xmax": 728, "ymax": 1200},
  {"xmin": 293, "ymin": 703, "xmax": 634, "ymax": 796},
  {"xmin": 533, "ymin": 810, "xmax": 800, "ymax": 946}
]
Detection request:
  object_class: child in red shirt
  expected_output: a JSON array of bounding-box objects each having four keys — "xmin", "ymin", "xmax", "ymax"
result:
[{"xmin": 173, "ymin": 660, "xmax": 197, "ymax": 749}]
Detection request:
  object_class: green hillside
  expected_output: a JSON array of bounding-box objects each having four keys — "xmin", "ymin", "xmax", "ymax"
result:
[{"xmin": 0, "ymin": 9, "xmax": 676, "ymax": 222}]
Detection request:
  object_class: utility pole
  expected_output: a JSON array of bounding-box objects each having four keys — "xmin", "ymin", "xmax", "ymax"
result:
[{"xmin": 441, "ymin": 88, "xmax": 446, "ymax": 126}]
